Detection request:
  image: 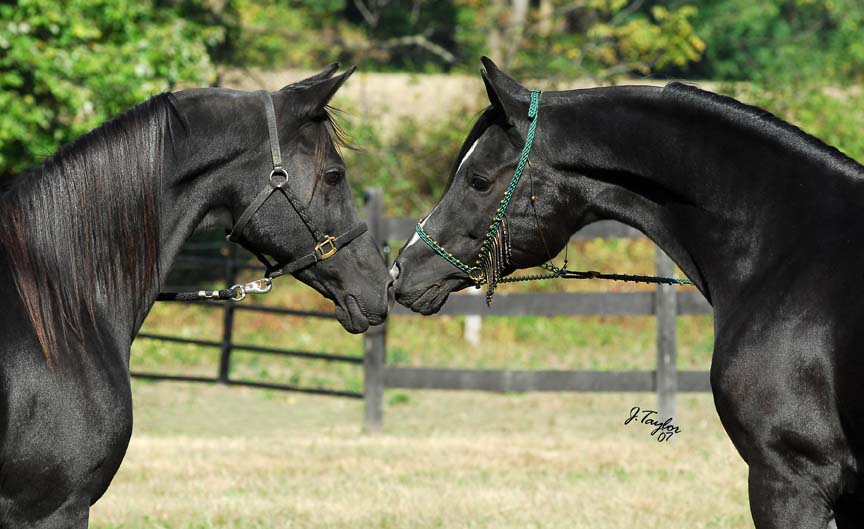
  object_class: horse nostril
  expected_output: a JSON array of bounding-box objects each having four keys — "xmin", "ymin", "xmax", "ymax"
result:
[
  {"xmin": 386, "ymin": 279, "xmax": 396, "ymax": 310},
  {"xmin": 389, "ymin": 261, "xmax": 401, "ymax": 282}
]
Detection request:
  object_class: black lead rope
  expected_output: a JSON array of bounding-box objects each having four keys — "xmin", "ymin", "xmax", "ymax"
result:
[
  {"xmin": 494, "ymin": 264, "xmax": 693, "ymax": 286},
  {"xmin": 157, "ymin": 91, "xmax": 368, "ymax": 303}
]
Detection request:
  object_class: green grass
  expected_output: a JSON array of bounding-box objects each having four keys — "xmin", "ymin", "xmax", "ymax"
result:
[
  {"xmin": 110, "ymin": 236, "xmax": 731, "ymax": 527},
  {"xmin": 89, "ymin": 384, "xmax": 750, "ymax": 529}
]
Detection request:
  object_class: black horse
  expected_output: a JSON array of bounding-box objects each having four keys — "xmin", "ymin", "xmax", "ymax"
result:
[
  {"xmin": 0, "ymin": 65, "xmax": 392, "ymax": 528},
  {"xmin": 393, "ymin": 57, "xmax": 864, "ymax": 528}
]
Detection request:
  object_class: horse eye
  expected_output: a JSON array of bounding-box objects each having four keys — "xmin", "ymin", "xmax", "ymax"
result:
[
  {"xmin": 324, "ymin": 168, "xmax": 344, "ymax": 185},
  {"xmin": 470, "ymin": 176, "xmax": 491, "ymax": 192}
]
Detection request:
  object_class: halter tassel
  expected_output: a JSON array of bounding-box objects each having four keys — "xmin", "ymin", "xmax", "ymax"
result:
[{"xmin": 480, "ymin": 215, "xmax": 511, "ymax": 305}]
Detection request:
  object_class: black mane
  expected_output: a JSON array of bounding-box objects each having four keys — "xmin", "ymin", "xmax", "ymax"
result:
[
  {"xmin": 663, "ymin": 81, "xmax": 863, "ymax": 172},
  {"xmin": 0, "ymin": 94, "xmax": 177, "ymax": 365}
]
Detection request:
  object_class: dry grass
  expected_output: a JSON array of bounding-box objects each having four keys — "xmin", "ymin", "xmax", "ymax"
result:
[{"xmin": 89, "ymin": 383, "xmax": 752, "ymax": 529}]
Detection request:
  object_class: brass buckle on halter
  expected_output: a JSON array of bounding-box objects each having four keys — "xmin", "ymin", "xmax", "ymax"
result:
[{"xmin": 315, "ymin": 235, "xmax": 338, "ymax": 260}]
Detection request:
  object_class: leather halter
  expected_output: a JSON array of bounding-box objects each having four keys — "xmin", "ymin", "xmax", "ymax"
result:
[{"xmin": 226, "ymin": 90, "xmax": 367, "ymax": 280}]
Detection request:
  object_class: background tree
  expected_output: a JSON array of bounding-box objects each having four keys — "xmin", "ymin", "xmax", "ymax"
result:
[{"xmin": 0, "ymin": 0, "xmax": 221, "ymax": 175}]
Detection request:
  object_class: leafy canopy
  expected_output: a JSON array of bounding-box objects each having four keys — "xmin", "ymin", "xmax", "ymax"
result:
[{"xmin": 0, "ymin": 0, "xmax": 220, "ymax": 175}]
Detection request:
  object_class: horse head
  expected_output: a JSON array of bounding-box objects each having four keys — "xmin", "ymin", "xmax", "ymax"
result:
[
  {"xmin": 174, "ymin": 65, "xmax": 393, "ymax": 332},
  {"xmin": 392, "ymin": 58, "xmax": 576, "ymax": 314}
]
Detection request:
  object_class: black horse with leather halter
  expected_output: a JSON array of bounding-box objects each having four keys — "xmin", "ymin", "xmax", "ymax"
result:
[
  {"xmin": 158, "ymin": 90, "xmax": 367, "ymax": 302},
  {"xmin": 1, "ymin": 65, "xmax": 393, "ymax": 528}
]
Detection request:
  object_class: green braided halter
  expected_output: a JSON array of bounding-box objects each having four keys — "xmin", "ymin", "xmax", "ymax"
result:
[
  {"xmin": 415, "ymin": 89, "xmax": 542, "ymax": 286},
  {"xmin": 414, "ymin": 88, "xmax": 692, "ymax": 304}
]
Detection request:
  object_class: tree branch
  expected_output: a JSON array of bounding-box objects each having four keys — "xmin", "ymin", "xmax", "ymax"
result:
[
  {"xmin": 376, "ymin": 33, "xmax": 457, "ymax": 64},
  {"xmin": 353, "ymin": 0, "xmax": 380, "ymax": 28}
]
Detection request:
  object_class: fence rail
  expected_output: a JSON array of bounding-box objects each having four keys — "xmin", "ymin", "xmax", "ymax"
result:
[{"xmin": 132, "ymin": 240, "xmax": 364, "ymax": 399}]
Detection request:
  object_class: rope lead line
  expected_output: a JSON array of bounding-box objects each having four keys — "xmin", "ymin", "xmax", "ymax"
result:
[{"xmin": 415, "ymin": 89, "xmax": 693, "ymax": 305}]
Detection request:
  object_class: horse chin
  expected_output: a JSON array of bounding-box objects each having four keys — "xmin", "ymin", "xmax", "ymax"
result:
[
  {"xmin": 333, "ymin": 294, "xmax": 372, "ymax": 333},
  {"xmin": 397, "ymin": 281, "xmax": 460, "ymax": 315}
]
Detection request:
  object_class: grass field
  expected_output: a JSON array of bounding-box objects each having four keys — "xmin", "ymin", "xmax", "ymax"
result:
[
  {"xmin": 99, "ymin": 214, "xmax": 742, "ymax": 527},
  {"xmin": 89, "ymin": 384, "xmax": 752, "ymax": 529}
]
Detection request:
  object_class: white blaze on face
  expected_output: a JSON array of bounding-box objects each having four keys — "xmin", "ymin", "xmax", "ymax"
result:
[
  {"xmin": 456, "ymin": 139, "xmax": 479, "ymax": 174},
  {"xmin": 404, "ymin": 204, "xmax": 439, "ymax": 250},
  {"xmin": 404, "ymin": 139, "xmax": 479, "ymax": 251},
  {"xmin": 392, "ymin": 138, "xmax": 482, "ymax": 281}
]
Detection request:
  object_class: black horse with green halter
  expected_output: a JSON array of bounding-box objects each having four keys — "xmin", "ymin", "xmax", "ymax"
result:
[
  {"xmin": 415, "ymin": 89, "xmax": 690, "ymax": 305},
  {"xmin": 415, "ymin": 89, "xmax": 542, "ymax": 302}
]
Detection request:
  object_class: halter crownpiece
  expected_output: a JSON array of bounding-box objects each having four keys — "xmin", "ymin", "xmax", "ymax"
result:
[
  {"xmin": 415, "ymin": 89, "xmax": 692, "ymax": 306},
  {"xmin": 226, "ymin": 90, "xmax": 368, "ymax": 280}
]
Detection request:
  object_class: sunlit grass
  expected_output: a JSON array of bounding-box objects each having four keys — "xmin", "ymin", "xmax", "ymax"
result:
[{"xmin": 90, "ymin": 385, "xmax": 749, "ymax": 529}]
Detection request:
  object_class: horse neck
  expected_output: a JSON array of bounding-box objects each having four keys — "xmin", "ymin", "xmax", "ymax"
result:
[
  {"xmin": 150, "ymin": 92, "xmax": 258, "ymax": 317},
  {"xmin": 0, "ymin": 96, "xmax": 177, "ymax": 363},
  {"xmin": 545, "ymin": 85, "xmax": 864, "ymax": 307}
]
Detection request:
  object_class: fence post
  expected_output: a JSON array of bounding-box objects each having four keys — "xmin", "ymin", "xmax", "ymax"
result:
[
  {"xmin": 464, "ymin": 288, "xmax": 482, "ymax": 345},
  {"xmin": 654, "ymin": 246, "xmax": 677, "ymax": 421},
  {"xmin": 218, "ymin": 244, "xmax": 238, "ymax": 383},
  {"xmin": 363, "ymin": 188, "xmax": 386, "ymax": 431}
]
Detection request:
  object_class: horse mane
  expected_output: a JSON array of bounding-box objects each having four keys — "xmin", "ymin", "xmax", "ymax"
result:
[
  {"xmin": 662, "ymin": 82, "xmax": 863, "ymax": 171},
  {"xmin": 0, "ymin": 94, "xmax": 177, "ymax": 366}
]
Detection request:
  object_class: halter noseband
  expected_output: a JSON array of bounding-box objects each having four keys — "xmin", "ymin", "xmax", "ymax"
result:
[
  {"xmin": 226, "ymin": 90, "xmax": 368, "ymax": 280},
  {"xmin": 415, "ymin": 89, "xmax": 541, "ymax": 302}
]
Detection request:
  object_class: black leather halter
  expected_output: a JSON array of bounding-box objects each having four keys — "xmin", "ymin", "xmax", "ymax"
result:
[
  {"xmin": 157, "ymin": 91, "xmax": 367, "ymax": 302},
  {"xmin": 225, "ymin": 90, "xmax": 367, "ymax": 279}
]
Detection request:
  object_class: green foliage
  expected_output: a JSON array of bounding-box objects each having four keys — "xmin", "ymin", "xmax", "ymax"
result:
[
  {"xmin": 610, "ymin": 6, "xmax": 706, "ymax": 72},
  {"xmin": 454, "ymin": 0, "xmax": 705, "ymax": 80},
  {"xmin": 0, "ymin": 0, "xmax": 220, "ymax": 175},
  {"xmin": 213, "ymin": 0, "xmax": 354, "ymax": 68},
  {"xmin": 686, "ymin": 0, "xmax": 864, "ymax": 83},
  {"xmin": 342, "ymin": 107, "xmax": 473, "ymax": 215}
]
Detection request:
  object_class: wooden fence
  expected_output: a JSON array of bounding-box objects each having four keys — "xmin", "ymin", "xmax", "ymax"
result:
[
  {"xmin": 361, "ymin": 189, "xmax": 714, "ymax": 431},
  {"xmin": 134, "ymin": 188, "xmax": 714, "ymax": 428},
  {"xmin": 133, "ymin": 241, "xmax": 364, "ymax": 398}
]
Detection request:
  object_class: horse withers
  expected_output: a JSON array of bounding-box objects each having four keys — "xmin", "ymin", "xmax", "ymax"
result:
[
  {"xmin": 0, "ymin": 65, "xmax": 392, "ymax": 528},
  {"xmin": 393, "ymin": 57, "xmax": 864, "ymax": 528}
]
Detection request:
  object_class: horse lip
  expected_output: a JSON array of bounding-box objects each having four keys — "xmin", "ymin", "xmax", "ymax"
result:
[
  {"xmin": 395, "ymin": 283, "xmax": 436, "ymax": 308},
  {"xmin": 408, "ymin": 285, "xmax": 449, "ymax": 315},
  {"xmin": 335, "ymin": 294, "xmax": 370, "ymax": 333}
]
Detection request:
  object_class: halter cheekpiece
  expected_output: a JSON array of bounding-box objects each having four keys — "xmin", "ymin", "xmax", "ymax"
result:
[{"xmin": 157, "ymin": 90, "xmax": 367, "ymax": 302}]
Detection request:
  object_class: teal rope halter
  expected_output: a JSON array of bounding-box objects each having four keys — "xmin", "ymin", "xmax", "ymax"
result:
[
  {"xmin": 416, "ymin": 90, "xmax": 542, "ymax": 288},
  {"xmin": 415, "ymin": 89, "xmax": 692, "ymax": 305}
]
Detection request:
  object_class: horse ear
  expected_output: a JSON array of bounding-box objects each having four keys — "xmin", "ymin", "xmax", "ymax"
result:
[
  {"xmin": 288, "ymin": 65, "xmax": 356, "ymax": 118},
  {"xmin": 480, "ymin": 56, "xmax": 529, "ymax": 125},
  {"xmin": 291, "ymin": 63, "xmax": 340, "ymax": 87}
]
